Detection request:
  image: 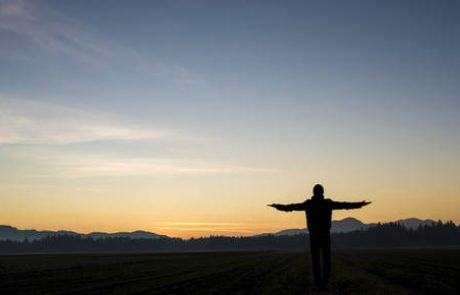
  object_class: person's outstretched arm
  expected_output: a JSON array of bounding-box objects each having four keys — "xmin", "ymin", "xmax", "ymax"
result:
[
  {"xmin": 332, "ymin": 200, "xmax": 371, "ymax": 210},
  {"xmin": 268, "ymin": 202, "xmax": 307, "ymax": 212}
]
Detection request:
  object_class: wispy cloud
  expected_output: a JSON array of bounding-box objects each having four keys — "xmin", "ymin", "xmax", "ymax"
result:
[
  {"xmin": 161, "ymin": 228, "xmax": 255, "ymax": 234},
  {"xmin": 0, "ymin": 0, "xmax": 25, "ymax": 17},
  {"xmin": 0, "ymin": 98, "xmax": 169, "ymax": 144},
  {"xmin": 0, "ymin": 0, "xmax": 204, "ymax": 83},
  {"xmin": 0, "ymin": 0, "xmax": 109, "ymax": 65},
  {"xmin": 5, "ymin": 147, "xmax": 276, "ymax": 178},
  {"xmin": 29, "ymin": 153, "xmax": 273, "ymax": 178},
  {"xmin": 0, "ymin": 97, "xmax": 275, "ymax": 177},
  {"xmin": 170, "ymin": 222, "xmax": 245, "ymax": 226},
  {"xmin": 156, "ymin": 222, "xmax": 255, "ymax": 234}
]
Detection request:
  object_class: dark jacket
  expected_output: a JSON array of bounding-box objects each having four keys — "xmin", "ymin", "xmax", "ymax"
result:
[{"xmin": 278, "ymin": 196, "xmax": 366, "ymax": 233}]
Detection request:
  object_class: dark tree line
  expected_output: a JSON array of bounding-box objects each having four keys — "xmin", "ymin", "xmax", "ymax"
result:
[
  {"xmin": 0, "ymin": 221, "xmax": 459, "ymax": 254},
  {"xmin": 332, "ymin": 220, "xmax": 460, "ymax": 248}
]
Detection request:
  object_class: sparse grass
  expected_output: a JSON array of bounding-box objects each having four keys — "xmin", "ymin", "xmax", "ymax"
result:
[{"xmin": 0, "ymin": 249, "xmax": 459, "ymax": 294}]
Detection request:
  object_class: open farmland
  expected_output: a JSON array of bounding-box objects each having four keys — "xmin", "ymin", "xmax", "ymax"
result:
[{"xmin": 0, "ymin": 249, "xmax": 459, "ymax": 294}]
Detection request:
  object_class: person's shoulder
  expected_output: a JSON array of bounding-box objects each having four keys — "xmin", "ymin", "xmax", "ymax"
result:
[{"xmin": 324, "ymin": 198, "xmax": 334, "ymax": 204}]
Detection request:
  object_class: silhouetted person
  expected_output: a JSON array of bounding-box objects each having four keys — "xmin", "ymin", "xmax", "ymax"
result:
[{"xmin": 269, "ymin": 184, "xmax": 371, "ymax": 289}]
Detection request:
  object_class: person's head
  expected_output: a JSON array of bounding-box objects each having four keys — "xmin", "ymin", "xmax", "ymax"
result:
[{"xmin": 313, "ymin": 184, "xmax": 324, "ymax": 197}]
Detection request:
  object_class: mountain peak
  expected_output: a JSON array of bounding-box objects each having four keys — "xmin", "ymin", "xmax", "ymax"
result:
[
  {"xmin": 0, "ymin": 227, "xmax": 168, "ymax": 241},
  {"xmin": 336, "ymin": 217, "xmax": 363, "ymax": 224},
  {"xmin": 0, "ymin": 225, "xmax": 18, "ymax": 230}
]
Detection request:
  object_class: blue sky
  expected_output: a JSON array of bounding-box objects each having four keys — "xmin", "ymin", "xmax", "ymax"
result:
[{"xmin": 0, "ymin": 0, "xmax": 459, "ymax": 236}]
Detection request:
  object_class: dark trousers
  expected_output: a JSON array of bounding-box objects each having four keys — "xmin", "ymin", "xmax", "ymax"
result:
[{"xmin": 309, "ymin": 231, "xmax": 331, "ymax": 286}]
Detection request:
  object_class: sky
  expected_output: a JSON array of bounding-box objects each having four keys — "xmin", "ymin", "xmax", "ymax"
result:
[{"xmin": 0, "ymin": 0, "xmax": 459, "ymax": 238}]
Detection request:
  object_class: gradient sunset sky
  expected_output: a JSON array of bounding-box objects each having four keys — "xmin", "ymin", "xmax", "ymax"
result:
[{"xmin": 0, "ymin": 0, "xmax": 459, "ymax": 238}]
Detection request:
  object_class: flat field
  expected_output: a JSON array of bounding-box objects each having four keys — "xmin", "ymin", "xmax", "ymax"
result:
[{"xmin": 0, "ymin": 249, "xmax": 459, "ymax": 294}]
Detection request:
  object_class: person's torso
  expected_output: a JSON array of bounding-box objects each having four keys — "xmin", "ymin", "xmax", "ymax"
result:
[{"xmin": 305, "ymin": 198, "xmax": 333, "ymax": 233}]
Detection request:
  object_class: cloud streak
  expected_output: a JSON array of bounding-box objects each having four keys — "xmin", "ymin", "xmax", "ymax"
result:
[
  {"xmin": 0, "ymin": 98, "xmax": 275, "ymax": 177},
  {"xmin": 10, "ymin": 150, "xmax": 275, "ymax": 177},
  {"xmin": 0, "ymin": 0, "xmax": 110, "ymax": 66},
  {"xmin": 156, "ymin": 222, "xmax": 255, "ymax": 235},
  {"xmin": 0, "ymin": 98, "xmax": 169, "ymax": 145},
  {"xmin": 0, "ymin": 0, "xmax": 203, "ymax": 83}
]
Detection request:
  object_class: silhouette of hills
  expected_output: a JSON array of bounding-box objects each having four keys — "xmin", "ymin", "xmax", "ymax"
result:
[
  {"xmin": 0, "ymin": 225, "xmax": 167, "ymax": 241},
  {"xmin": 0, "ymin": 218, "xmax": 437, "ymax": 242},
  {"xmin": 0, "ymin": 220, "xmax": 458, "ymax": 254},
  {"xmin": 254, "ymin": 217, "xmax": 436, "ymax": 237}
]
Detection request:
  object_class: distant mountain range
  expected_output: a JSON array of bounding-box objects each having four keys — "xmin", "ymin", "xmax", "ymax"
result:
[
  {"xmin": 0, "ymin": 225, "xmax": 167, "ymax": 241},
  {"xmin": 0, "ymin": 218, "xmax": 437, "ymax": 241},
  {"xmin": 255, "ymin": 217, "xmax": 437, "ymax": 237}
]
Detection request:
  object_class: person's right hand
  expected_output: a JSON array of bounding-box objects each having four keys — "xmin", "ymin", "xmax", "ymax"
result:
[{"xmin": 362, "ymin": 201, "xmax": 372, "ymax": 206}]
